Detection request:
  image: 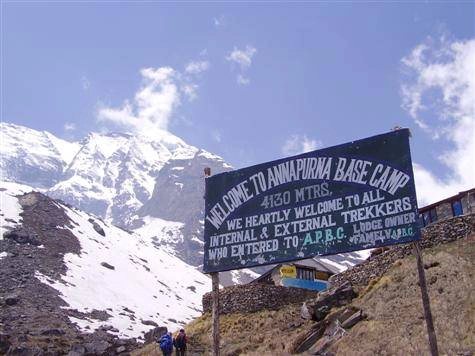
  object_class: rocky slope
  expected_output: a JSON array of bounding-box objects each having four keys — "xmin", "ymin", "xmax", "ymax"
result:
[
  {"xmin": 134, "ymin": 214, "xmax": 474, "ymax": 355},
  {"xmin": 0, "ymin": 182, "xmax": 212, "ymax": 354}
]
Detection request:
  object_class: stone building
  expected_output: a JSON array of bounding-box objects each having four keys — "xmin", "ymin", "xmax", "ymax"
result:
[
  {"xmin": 251, "ymin": 259, "xmax": 339, "ymax": 291},
  {"xmin": 419, "ymin": 188, "xmax": 475, "ymax": 227}
]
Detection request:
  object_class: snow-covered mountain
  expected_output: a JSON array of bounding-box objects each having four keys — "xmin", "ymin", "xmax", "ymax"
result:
[
  {"xmin": 0, "ymin": 181, "xmax": 210, "ymax": 339},
  {"xmin": 0, "ymin": 123, "xmax": 79, "ymax": 188},
  {"xmin": 0, "ymin": 122, "xmax": 258, "ymax": 285},
  {"xmin": 1, "ymin": 123, "xmax": 227, "ymax": 224},
  {"xmin": 0, "ymin": 122, "xmax": 369, "ymax": 284}
]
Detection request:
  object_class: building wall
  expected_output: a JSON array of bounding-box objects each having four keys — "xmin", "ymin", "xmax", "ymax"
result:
[
  {"xmin": 420, "ymin": 189, "xmax": 475, "ymax": 226},
  {"xmin": 436, "ymin": 202, "xmax": 453, "ymax": 220},
  {"xmin": 461, "ymin": 193, "xmax": 475, "ymax": 214}
]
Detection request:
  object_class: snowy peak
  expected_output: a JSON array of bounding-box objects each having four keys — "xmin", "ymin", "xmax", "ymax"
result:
[
  {"xmin": 0, "ymin": 123, "xmax": 80, "ymax": 187},
  {"xmin": 0, "ymin": 122, "xmax": 219, "ymax": 228},
  {"xmin": 46, "ymin": 126, "xmax": 204, "ymax": 225}
]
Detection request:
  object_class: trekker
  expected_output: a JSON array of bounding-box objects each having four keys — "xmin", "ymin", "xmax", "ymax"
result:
[
  {"xmin": 159, "ymin": 332, "xmax": 174, "ymax": 356},
  {"xmin": 174, "ymin": 328, "xmax": 188, "ymax": 356}
]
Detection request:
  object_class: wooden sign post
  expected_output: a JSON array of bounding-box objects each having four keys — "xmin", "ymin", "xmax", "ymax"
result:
[
  {"xmin": 211, "ymin": 272, "xmax": 220, "ymax": 356},
  {"xmin": 205, "ymin": 167, "xmax": 220, "ymax": 356},
  {"xmin": 391, "ymin": 127, "xmax": 439, "ymax": 355},
  {"xmin": 413, "ymin": 241, "xmax": 439, "ymax": 356}
]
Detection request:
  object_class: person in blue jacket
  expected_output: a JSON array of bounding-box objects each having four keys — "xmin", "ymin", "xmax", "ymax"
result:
[{"xmin": 159, "ymin": 332, "xmax": 174, "ymax": 356}]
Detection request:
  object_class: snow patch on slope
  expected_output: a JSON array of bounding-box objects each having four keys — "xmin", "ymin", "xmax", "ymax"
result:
[
  {"xmin": 0, "ymin": 181, "xmax": 33, "ymax": 238},
  {"xmin": 44, "ymin": 132, "xmax": 81, "ymax": 167},
  {"xmin": 230, "ymin": 269, "xmax": 260, "ymax": 284},
  {"xmin": 36, "ymin": 205, "xmax": 211, "ymax": 338},
  {"xmin": 317, "ymin": 249, "xmax": 372, "ymax": 273},
  {"xmin": 134, "ymin": 216, "xmax": 184, "ymax": 255}
]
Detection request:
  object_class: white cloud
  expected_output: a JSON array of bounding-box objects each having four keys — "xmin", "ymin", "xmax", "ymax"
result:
[
  {"xmin": 400, "ymin": 36, "xmax": 475, "ymax": 206},
  {"xmin": 226, "ymin": 45, "xmax": 257, "ymax": 85},
  {"xmin": 226, "ymin": 45, "xmax": 257, "ymax": 70},
  {"xmin": 282, "ymin": 134, "xmax": 322, "ymax": 156},
  {"xmin": 236, "ymin": 74, "xmax": 250, "ymax": 86},
  {"xmin": 212, "ymin": 130, "xmax": 222, "ymax": 143},
  {"xmin": 97, "ymin": 62, "xmax": 207, "ymax": 134},
  {"xmin": 81, "ymin": 76, "xmax": 90, "ymax": 90},
  {"xmin": 185, "ymin": 60, "xmax": 210, "ymax": 75},
  {"xmin": 213, "ymin": 15, "xmax": 225, "ymax": 28},
  {"xmin": 64, "ymin": 122, "xmax": 76, "ymax": 132},
  {"xmin": 181, "ymin": 83, "xmax": 198, "ymax": 101}
]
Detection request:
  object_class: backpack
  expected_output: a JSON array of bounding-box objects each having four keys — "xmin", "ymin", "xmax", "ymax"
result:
[
  {"xmin": 159, "ymin": 335, "xmax": 173, "ymax": 353},
  {"xmin": 175, "ymin": 334, "xmax": 186, "ymax": 349}
]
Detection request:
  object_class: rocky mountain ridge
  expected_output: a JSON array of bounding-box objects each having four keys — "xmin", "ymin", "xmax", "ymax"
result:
[{"xmin": 0, "ymin": 122, "xmax": 261, "ymax": 285}]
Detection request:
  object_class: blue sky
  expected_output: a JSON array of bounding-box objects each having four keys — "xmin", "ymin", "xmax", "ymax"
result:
[{"xmin": 2, "ymin": 1, "xmax": 474, "ymax": 205}]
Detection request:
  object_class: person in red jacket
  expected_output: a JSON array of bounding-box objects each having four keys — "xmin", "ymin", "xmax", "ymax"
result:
[{"xmin": 173, "ymin": 329, "xmax": 188, "ymax": 356}]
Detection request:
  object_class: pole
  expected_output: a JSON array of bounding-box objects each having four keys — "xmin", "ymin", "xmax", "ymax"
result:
[
  {"xmin": 390, "ymin": 127, "xmax": 439, "ymax": 355},
  {"xmin": 413, "ymin": 241, "xmax": 439, "ymax": 356},
  {"xmin": 204, "ymin": 167, "xmax": 220, "ymax": 356},
  {"xmin": 211, "ymin": 272, "xmax": 220, "ymax": 356}
]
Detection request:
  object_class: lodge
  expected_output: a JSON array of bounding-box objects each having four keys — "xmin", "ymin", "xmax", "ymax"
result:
[
  {"xmin": 419, "ymin": 188, "xmax": 475, "ymax": 227},
  {"xmin": 251, "ymin": 258, "xmax": 339, "ymax": 292}
]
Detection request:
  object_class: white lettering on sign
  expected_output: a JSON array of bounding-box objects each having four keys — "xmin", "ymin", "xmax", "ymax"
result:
[{"xmin": 206, "ymin": 157, "xmax": 411, "ymax": 231}]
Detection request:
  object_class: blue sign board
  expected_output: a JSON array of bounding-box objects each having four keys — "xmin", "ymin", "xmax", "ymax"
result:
[
  {"xmin": 281, "ymin": 278, "xmax": 329, "ymax": 292},
  {"xmin": 203, "ymin": 129, "xmax": 420, "ymax": 273}
]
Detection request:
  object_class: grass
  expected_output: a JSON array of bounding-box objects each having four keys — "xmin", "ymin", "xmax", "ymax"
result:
[
  {"xmin": 134, "ymin": 235, "xmax": 475, "ymax": 355},
  {"xmin": 327, "ymin": 235, "xmax": 475, "ymax": 355}
]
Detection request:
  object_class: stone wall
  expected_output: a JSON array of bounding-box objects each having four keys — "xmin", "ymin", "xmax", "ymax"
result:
[
  {"xmin": 202, "ymin": 283, "xmax": 319, "ymax": 315},
  {"xmin": 330, "ymin": 213, "xmax": 475, "ymax": 289}
]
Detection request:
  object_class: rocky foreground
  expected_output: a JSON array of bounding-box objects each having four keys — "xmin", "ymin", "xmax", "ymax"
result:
[{"xmin": 0, "ymin": 193, "xmax": 138, "ymax": 355}]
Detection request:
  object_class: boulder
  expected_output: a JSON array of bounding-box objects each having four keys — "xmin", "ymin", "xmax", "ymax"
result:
[
  {"xmin": 309, "ymin": 319, "xmax": 347, "ymax": 354},
  {"xmin": 141, "ymin": 320, "xmax": 158, "ymax": 327},
  {"xmin": 292, "ymin": 323, "xmax": 327, "ymax": 354},
  {"xmin": 144, "ymin": 326, "xmax": 167, "ymax": 344},
  {"xmin": 116, "ymin": 345, "xmax": 127, "ymax": 353},
  {"xmin": 293, "ymin": 306, "xmax": 365, "ymax": 353},
  {"xmin": 5, "ymin": 294, "xmax": 20, "ymax": 306},
  {"xmin": 100, "ymin": 262, "xmax": 115, "ymax": 270},
  {"xmin": 301, "ymin": 282, "xmax": 356, "ymax": 321},
  {"xmin": 84, "ymin": 340, "xmax": 112, "ymax": 354},
  {"xmin": 88, "ymin": 218, "xmax": 106, "ymax": 237},
  {"xmin": 41, "ymin": 328, "xmax": 65, "ymax": 336},
  {"xmin": 3, "ymin": 230, "xmax": 41, "ymax": 246},
  {"xmin": 67, "ymin": 344, "xmax": 86, "ymax": 356},
  {"xmin": 341, "ymin": 309, "xmax": 364, "ymax": 329},
  {"xmin": 0, "ymin": 333, "xmax": 11, "ymax": 354}
]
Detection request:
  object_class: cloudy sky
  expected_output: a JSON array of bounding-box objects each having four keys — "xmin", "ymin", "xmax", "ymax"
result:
[{"xmin": 2, "ymin": 2, "xmax": 474, "ymax": 206}]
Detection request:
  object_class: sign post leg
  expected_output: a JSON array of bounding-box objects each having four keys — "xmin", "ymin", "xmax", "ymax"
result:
[
  {"xmin": 205, "ymin": 167, "xmax": 220, "ymax": 356},
  {"xmin": 211, "ymin": 272, "xmax": 220, "ymax": 356},
  {"xmin": 413, "ymin": 241, "xmax": 439, "ymax": 356}
]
